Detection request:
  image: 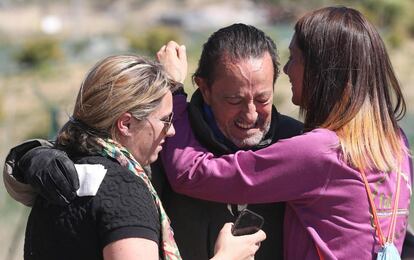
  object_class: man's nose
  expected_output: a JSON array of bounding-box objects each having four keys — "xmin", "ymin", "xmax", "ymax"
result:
[{"xmin": 242, "ymin": 101, "xmax": 258, "ymax": 122}]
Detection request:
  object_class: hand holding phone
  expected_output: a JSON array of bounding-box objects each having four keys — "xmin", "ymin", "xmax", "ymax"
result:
[
  {"xmin": 231, "ymin": 208, "xmax": 264, "ymax": 236},
  {"xmin": 213, "ymin": 222, "xmax": 266, "ymax": 260}
]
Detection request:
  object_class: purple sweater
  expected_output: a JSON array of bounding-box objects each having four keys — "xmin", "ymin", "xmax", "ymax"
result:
[{"xmin": 161, "ymin": 95, "xmax": 413, "ymax": 259}]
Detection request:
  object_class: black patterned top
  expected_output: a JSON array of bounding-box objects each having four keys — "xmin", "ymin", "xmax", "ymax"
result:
[{"xmin": 24, "ymin": 155, "xmax": 161, "ymax": 260}]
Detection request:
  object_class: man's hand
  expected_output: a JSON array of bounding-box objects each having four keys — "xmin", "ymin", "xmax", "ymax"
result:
[
  {"xmin": 211, "ymin": 223, "xmax": 266, "ymax": 260},
  {"xmin": 17, "ymin": 146, "xmax": 79, "ymax": 205},
  {"xmin": 157, "ymin": 41, "xmax": 188, "ymax": 84}
]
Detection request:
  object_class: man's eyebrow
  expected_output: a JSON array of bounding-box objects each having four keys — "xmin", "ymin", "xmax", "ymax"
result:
[
  {"xmin": 256, "ymin": 91, "xmax": 272, "ymax": 97},
  {"xmin": 224, "ymin": 94, "xmax": 241, "ymax": 98}
]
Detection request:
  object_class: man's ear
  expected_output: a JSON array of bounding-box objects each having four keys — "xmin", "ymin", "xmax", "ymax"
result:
[
  {"xmin": 116, "ymin": 112, "xmax": 134, "ymax": 137},
  {"xmin": 195, "ymin": 77, "xmax": 212, "ymax": 105}
]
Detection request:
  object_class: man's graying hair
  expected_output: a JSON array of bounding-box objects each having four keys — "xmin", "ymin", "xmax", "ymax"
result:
[{"xmin": 193, "ymin": 23, "xmax": 280, "ymax": 86}]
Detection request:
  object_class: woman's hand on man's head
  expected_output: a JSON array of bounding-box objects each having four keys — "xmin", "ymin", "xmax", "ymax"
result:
[{"xmin": 157, "ymin": 40, "xmax": 188, "ymax": 84}]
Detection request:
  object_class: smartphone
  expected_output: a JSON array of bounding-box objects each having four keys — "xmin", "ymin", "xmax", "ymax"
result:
[{"xmin": 231, "ymin": 208, "xmax": 264, "ymax": 236}]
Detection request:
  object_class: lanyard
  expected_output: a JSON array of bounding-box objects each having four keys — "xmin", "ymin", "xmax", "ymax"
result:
[
  {"xmin": 360, "ymin": 169, "xmax": 402, "ymax": 246},
  {"xmin": 316, "ymin": 169, "xmax": 401, "ymax": 259}
]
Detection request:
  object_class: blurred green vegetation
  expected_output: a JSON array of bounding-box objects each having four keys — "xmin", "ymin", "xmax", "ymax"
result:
[
  {"xmin": 23, "ymin": 119, "xmax": 51, "ymax": 140},
  {"xmin": 255, "ymin": 0, "xmax": 414, "ymax": 48},
  {"xmin": 14, "ymin": 36, "xmax": 64, "ymax": 69},
  {"xmin": 126, "ymin": 26, "xmax": 182, "ymax": 56},
  {"xmin": 343, "ymin": 0, "xmax": 412, "ymax": 48},
  {"xmin": 0, "ymin": 91, "xmax": 4, "ymax": 123}
]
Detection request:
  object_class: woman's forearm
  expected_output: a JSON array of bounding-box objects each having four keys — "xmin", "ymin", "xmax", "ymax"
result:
[{"xmin": 161, "ymin": 95, "xmax": 334, "ymax": 204}]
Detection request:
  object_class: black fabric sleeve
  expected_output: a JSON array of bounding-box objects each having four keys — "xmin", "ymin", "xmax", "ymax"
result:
[
  {"xmin": 87, "ymin": 158, "xmax": 161, "ymax": 249},
  {"xmin": 102, "ymin": 226, "xmax": 159, "ymax": 247}
]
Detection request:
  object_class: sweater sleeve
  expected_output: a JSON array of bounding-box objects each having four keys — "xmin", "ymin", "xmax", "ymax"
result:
[
  {"xmin": 160, "ymin": 95, "xmax": 339, "ymax": 204},
  {"xmin": 3, "ymin": 139, "xmax": 54, "ymax": 206}
]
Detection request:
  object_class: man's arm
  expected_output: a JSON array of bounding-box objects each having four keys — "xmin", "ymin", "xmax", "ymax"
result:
[
  {"xmin": 3, "ymin": 139, "xmax": 53, "ymax": 206},
  {"xmin": 3, "ymin": 139, "xmax": 79, "ymax": 206},
  {"xmin": 4, "ymin": 164, "xmax": 37, "ymax": 207}
]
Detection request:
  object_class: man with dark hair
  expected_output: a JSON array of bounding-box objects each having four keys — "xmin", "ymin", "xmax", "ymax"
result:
[
  {"xmin": 4, "ymin": 23, "xmax": 303, "ymax": 260},
  {"xmin": 155, "ymin": 23, "xmax": 303, "ymax": 259}
]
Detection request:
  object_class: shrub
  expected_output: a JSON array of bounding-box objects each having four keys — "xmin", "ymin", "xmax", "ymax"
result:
[
  {"xmin": 15, "ymin": 37, "xmax": 63, "ymax": 69},
  {"xmin": 405, "ymin": 13, "xmax": 414, "ymax": 38},
  {"xmin": 127, "ymin": 26, "xmax": 182, "ymax": 56}
]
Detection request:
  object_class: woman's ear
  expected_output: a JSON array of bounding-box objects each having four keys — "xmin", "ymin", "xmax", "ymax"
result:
[
  {"xmin": 195, "ymin": 77, "xmax": 212, "ymax": 105},
  {"xmin": 116, "ymin": 112, "xmax": 134, "ymax": 137}
]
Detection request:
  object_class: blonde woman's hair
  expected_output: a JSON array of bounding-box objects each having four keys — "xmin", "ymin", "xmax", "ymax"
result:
[{"xmin": 57, "ymin": 55, "xmax": 173, "ymax": 154}]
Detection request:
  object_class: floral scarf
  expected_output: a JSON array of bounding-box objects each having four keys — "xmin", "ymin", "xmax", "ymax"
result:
[{"xmin": 96, "ymin": 138, "xmax": 182, "ymax": 260}]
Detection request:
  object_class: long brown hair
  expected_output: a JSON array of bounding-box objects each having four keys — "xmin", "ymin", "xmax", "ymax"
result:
[{"xmin": 295, "ymin": 6, "xmax": 407, "ymax": 171}]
